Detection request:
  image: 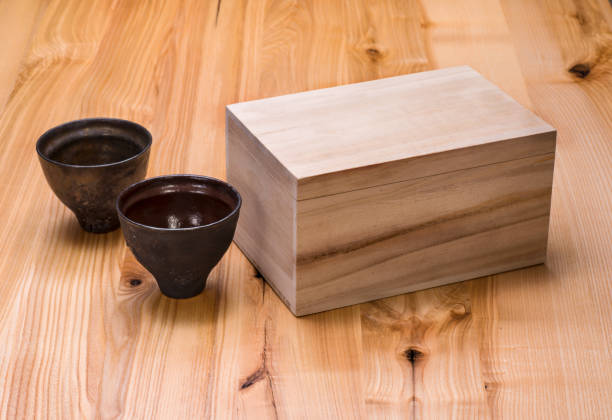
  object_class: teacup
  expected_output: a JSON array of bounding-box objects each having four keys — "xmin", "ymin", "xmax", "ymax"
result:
[
  {"xmin": 116, "ymin": 175, "xmax": 241, "ymax": 298},
  {"xmin": 36, "ymin": 118, "xmax": 151, "ymax": 233}
]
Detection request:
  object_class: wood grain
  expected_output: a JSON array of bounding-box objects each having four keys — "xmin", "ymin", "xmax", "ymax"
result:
[
  {"xmin": 295, "ymin": 153, "xmax": 554, "ymax": 315},
  {"xmin": 0, "ymin": 0, "xmax": 610, "ymax": 418}
]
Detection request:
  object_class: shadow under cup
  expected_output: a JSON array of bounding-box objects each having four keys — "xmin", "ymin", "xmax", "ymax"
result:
[
  {"xmin": 117, "ymin": 175, "xmax": 241, "ymax": 299},
  {"xmin": 37, "ymin": 118, "xmax": 151, "ymax": 233}
]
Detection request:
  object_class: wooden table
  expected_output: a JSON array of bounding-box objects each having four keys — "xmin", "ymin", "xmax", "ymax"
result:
[{"xmin": 1, "ymin": 0, "xmax": 611, "ymax": 418}]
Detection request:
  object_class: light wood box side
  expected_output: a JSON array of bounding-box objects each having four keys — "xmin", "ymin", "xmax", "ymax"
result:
[
  {"xmin": 226, "ymin": 109, "xmax": 297, "ymax": 312},
  {"xmin": 294, "ymin": 150, "xmax": 555, "ymax": 315},
  {"xmin": 297, "ymin": 131, "xmax": 556, "ymax": 200}
]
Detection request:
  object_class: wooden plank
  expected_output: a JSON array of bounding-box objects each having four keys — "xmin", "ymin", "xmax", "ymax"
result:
[
  {"xmin": 401, "ymin": 1, "xmax": 546, "ymax": 414},
  {"xmin": 0, "ymin": 0, "xmax": 126, "ymax": 418},
  {"xmin": 356, "ymin": 0, "xmax": 556, "ymax": 417},
  {"xmin": 0, "ymin": 0, "xmax": 237, "ymax": 418},
  {"xmin": 226, "ymin": 0, "xmax": 415, "ymax": 416},
  {"xmin": 498, "ymin": 0, "xmax": 612, "ymax": 418},
  {"xmin": 0, "ymin": 0, "xmax": 46, "ymax": 114}
]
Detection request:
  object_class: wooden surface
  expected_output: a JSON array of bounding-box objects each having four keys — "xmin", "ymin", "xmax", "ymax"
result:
[
  {"xmin": 0, "ymin": 0, "xmax": 611, "ymax": 418},
  {"xmin": 228, "ymin": 67, "xmax": 556, "ymax": 315}
]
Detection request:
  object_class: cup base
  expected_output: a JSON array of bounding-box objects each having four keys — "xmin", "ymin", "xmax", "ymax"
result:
[
  {"xmin": 77, "ymin": 216, "xmax": 119, "ymax": 234},
  {"xmin": 158, "ymin": 280, "xmax": 206, "ymax": 299}
]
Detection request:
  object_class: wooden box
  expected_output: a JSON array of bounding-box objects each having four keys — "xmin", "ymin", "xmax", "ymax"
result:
[{"xmin": 226, "ymin": 66, "xmax": 556, "ymax": 316}]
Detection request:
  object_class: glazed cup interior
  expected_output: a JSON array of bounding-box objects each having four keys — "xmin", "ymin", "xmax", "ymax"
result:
[
  {"xmin": 117, "ymin": 175, "xmax": 242, "ymax": 230},
  {"xmin": 36, "ymin": 118, "xmax": 151, "ymax": 167}
]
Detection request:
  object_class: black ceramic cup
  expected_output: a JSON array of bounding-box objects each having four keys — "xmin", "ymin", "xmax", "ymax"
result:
[
  {"xmin": 36, "ymin": 118, "xmax": 152, "ymax": 233},
  {"xmin": 116, "ymin": 175, "xmax": 241, "ymax": 299}
]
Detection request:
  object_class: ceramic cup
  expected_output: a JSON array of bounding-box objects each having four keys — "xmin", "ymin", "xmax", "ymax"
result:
[
  {"xmin": 116, "ymin": 174, "xmax": 241, "ymax": 299},
  {"xmin": 36, "ymin": 118, "xmax": 152, "ymax": 233}
]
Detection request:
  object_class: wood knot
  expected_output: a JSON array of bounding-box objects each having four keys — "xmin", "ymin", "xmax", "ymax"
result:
[
  {"xmin": 129, "ymin": 278, "xmax": 142, "ymax": 287},
  {"xmin": 450, "ymin": 302, "xmax": 471, "ymax": 319},
  {"xmin": 240, "ymin": 366, "xmax": 265, "ymax": 390},
  {"xmin": 568, "ymin": 63, "xmax": 590, "ymax": 78},
  {"xmin": 572, "ymin": 12, "xmax": 587, "ymax": 26},
  {"xmin": 366, "ymin": 48, "xmax": 382, "ymax": 61},
  {"xmin": 403, "ymin": 347, "xmax": 425, "ymax": 365}
]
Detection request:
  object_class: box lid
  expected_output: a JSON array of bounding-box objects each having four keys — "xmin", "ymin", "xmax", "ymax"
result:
[{"xmin": 227, "ymin": 66, "xmax": 555, "ymax": 200}]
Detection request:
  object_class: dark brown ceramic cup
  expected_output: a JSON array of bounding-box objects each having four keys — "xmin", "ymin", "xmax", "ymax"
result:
[
  {"xmin": 116, "ymin": 175, "xmax": 241, "ymax": 299},
  {"xmin": 36, "ymin": 118, "xmax": 152, "ymax": 233}
]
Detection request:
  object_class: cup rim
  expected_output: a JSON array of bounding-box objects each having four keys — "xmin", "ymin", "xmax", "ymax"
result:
[
  {"xmin": 36, "ymin": 117, "xmax": 152, "ymax": 169},
  {"xmin": 116, "ymin": 174, "xmax": 242, "ymax": 232}
]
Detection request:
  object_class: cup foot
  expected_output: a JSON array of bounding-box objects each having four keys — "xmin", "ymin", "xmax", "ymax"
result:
[
  {"xmin": 77, "ymin": 216, "xmax": 119, "ymax": 233},
  {"xmin": 158, "ymin": 280, "xmax": 206, "ymax": 299}
]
